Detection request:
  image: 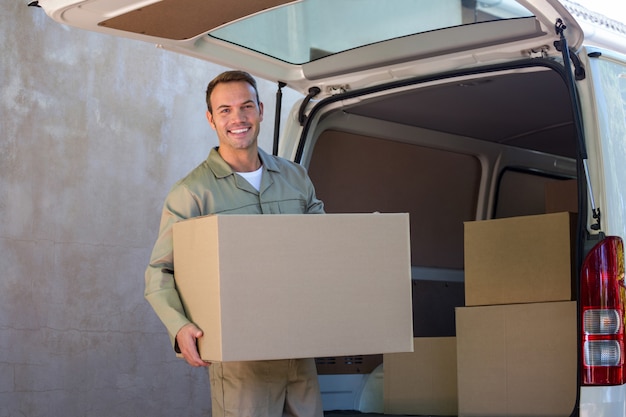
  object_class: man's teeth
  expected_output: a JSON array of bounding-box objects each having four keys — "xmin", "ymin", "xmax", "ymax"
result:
[{"xmin": 230, "ymin": 128, "xmax": 249, "ymax": 134}]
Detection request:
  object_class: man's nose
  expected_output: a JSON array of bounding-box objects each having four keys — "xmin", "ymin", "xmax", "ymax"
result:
[{"xmin": 232, "ymin": 108, "xmax": 248, "ymax": 121}]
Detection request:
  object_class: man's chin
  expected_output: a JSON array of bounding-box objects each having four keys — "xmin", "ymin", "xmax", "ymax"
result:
[{"xmin": 224, "ymin": 138, "xmax": 256, "ymax": 150}]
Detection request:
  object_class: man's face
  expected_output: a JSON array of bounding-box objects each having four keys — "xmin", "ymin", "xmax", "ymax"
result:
[{"xmin": 206, "ymin": 81, "xmax": 263, "ymax": 152}]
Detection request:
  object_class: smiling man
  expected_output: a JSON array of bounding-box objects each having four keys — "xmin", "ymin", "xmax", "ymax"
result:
[
  {"xmin": 206, "ymin": 74, "xmax": 264, "ymax": 171},
  {"xmin": 144, "ymin": 70, "xmax": 325, "ymax": 417}
]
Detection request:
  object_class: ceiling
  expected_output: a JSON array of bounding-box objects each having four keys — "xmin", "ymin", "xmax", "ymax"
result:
[{"xmin": 346, "ymin": 68, "xmax": 577, "ymax": 159}]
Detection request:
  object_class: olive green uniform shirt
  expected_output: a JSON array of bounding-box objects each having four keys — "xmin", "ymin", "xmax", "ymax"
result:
[{"xmin": 145, "ymin": 147, "xmax": 324, "ymax": 348}]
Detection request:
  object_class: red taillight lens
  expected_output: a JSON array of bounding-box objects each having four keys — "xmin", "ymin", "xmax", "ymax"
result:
[{"xmin": 581, "ymin": 236, "xmax": 625, "ymax": 385}]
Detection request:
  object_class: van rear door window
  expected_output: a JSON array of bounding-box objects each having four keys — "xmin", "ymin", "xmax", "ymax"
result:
[
  {"xmin": 495, "ymin": 170, "xmax": 572, "ymax": 219},
  {"xmin": 208, "ymin": 0, "xmax": 533, "ymax": 64}
]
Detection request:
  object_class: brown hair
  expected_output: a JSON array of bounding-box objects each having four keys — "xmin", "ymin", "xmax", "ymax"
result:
[{"xmin": 205, "ymin": 70, "xmax": 260, "ymax": 114}]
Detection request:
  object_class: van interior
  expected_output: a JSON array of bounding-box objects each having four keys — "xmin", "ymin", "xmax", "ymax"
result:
[{"xmin": 303, "ymin": 62, "xmax": 580, "ymax": 415}]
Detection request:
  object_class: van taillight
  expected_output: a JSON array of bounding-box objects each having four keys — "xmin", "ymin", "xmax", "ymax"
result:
[{"xmin": 581, "ymin": 236, "xmax": 625, "ymax": 385}]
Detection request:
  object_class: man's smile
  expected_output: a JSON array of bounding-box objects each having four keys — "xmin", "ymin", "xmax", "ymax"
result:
[{"xmin": 229, "ymin": 127, "xmax": 250, "ymax": 135}]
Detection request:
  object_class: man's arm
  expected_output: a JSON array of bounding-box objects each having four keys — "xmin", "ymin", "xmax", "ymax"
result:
[
  {"xmin": 144, "ymin": 183, "xmax": 204, "ymax": 359},
  {"xmin": 303, "ymin": 173, "xmax": 325, "ymax": 214}
]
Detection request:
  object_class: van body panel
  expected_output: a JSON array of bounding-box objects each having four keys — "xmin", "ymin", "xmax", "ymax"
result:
[
  {"xmin": 579, "ymin": 48, "xmax": 626, "ymax": 237},
  {"xmin": 580, "ymin": 385, "xmax": 626, "ymax": 417}
]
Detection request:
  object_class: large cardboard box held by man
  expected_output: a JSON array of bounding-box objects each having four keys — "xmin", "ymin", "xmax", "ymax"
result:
[
  {"xmin": 172, "ymin": 213, "xmax": 414, "ymax": 362},
  {"xmin": 464, "ymin": 212, "xmax": 576, "ymax": 306}
]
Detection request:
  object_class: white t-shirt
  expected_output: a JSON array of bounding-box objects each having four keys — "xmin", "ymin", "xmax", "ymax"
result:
[{"xmin": 237, "ymin": 166, "xmax": 263, "ymax": 191}]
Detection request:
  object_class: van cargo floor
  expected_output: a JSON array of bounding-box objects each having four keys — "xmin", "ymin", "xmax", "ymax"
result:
[{"xmin": 324, "ymin": 411, "xmax": 454, "ymax": 417}]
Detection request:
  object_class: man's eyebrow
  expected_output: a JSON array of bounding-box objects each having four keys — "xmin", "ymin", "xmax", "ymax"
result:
[{"xmin": 215, "ymin": 99, "xmax": 256, "ymax": 111}]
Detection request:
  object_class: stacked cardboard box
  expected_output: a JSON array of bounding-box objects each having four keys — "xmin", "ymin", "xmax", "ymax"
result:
[
  {"xmin": 384, "ymin": 181, "xmax": 579, "ymax": 416},
  {"xmin": 463, "ymin": 211, "xmax": 576, "ymax": 306},
  {"xmin": 457, "ymin": 212, "xmax": 578, "ymax": 416}
]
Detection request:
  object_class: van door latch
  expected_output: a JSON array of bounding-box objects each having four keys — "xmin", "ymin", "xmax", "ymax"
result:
[
  {"xmin": 525, "ymin": 45, "xmax": 549, "ymax": 59},
  {"xmin": 327, "ymin": 85, "xmax": 350, "ymax": 95}
]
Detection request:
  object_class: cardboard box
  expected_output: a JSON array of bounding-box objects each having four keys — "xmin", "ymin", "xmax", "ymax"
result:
[
  {"xmin": 464, "ymin": 212, "xmax": 576, "ymax": 306},
  {"xmin": 456, "ymin": 301, "xmax": 577, "ymax": 417},
  {"xmin": 384, "ymin": 337, "xmax": 458, "ymax": 416},
  {"xmin": 545, "ymin": 179, "xmax": 578, "ymax": 213},
  {"xmin": 173, "ymin": 213, "xmax": 414, "ymax": 362}
]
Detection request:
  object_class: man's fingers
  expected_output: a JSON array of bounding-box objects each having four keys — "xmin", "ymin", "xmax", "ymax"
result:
[{"xmin": 176, "ymin": 324, "xmax": 209, "ymax": 367}]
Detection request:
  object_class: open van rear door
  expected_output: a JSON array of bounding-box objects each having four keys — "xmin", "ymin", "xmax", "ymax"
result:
[{"xmin": 39, "ymin": 0, "xmax": 583, "ymax": 96}]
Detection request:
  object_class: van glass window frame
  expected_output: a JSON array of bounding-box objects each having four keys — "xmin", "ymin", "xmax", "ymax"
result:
[
  {"xmin": 207, "ymin": 0, "xmax": 533, "ymax": 64},
  {"xmin": 585, "ymin": 51, "xmax": 626, "ymax": 238}
]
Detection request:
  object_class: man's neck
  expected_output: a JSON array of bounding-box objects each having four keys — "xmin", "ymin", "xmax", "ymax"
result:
[{"xmin": 218, "ymin": 146, "xmax": 262, "ymax": 173}]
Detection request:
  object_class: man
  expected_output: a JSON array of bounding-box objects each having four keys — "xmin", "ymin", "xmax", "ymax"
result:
[{"xmin": 145, "ymin": 70, "xmax": 325, "ymax": 417}]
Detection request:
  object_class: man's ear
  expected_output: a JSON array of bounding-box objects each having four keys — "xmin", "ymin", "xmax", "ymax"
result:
[
  {"xmin": 258, "ymin": 102, "xmax": 264, "ymax": 121},
  {"xmin": 206, "ymin": 110, "xmax": 216, "ymax": 130}
]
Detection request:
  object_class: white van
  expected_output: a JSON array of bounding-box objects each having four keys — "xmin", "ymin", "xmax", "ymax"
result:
[{"xmin": 38, "ymin": 0, "xmax": 626, "ymax": 415}]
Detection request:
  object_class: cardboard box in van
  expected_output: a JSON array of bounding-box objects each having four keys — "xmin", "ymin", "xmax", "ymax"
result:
[
  {"xmin": 172, "ymin": 213, "xmax": 414, "ymax": 362},
  {"xmin": 456, "ymin": 301, "xmax": 577, "ymax": 417},
  {"xmin": 384, "ymin": 337, "xmax": 457, "ymax": 416},
  {"xmin": 464, "ymin": 212, "xmax": 576, "ymax": 306}
]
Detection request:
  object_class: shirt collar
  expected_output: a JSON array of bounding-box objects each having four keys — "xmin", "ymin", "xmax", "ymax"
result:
[{"xmin": 207, "ymin": 146, "xmax": 280, "ymax": 179}]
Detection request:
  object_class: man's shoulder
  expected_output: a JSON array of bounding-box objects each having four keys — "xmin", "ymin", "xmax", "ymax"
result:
[
  {"xmin": 172, "ymin": 157, "xmax": 214, "ymax": 191},
  {"xmin": 259, "ymin": 148, "xmax": 305, "ymax": 174}
]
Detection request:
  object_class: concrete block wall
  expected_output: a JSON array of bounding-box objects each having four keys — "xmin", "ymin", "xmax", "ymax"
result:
[{"xmin": 1, "ymin": 2, "xmax": 300, "ymax": 416}]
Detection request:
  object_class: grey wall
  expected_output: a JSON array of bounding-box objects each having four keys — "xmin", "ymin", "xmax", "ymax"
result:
[{"xmin": 1, "ymin": 2, "xmax": 300, "ymax": 416}]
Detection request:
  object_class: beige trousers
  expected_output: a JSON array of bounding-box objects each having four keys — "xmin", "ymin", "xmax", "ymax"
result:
[{"xmin": 209, "ymin": 358, "xmax": 323, "ymax": 417}]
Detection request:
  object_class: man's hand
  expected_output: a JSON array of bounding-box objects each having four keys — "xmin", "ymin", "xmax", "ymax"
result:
[{"xmin": 176, "ymin": 323, "xmax": 210, "ymax": 367}]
